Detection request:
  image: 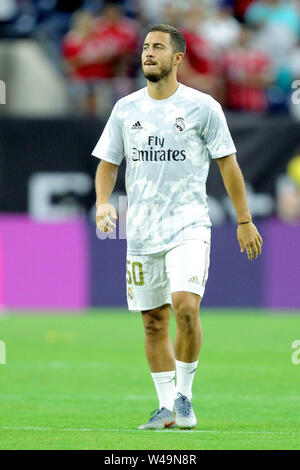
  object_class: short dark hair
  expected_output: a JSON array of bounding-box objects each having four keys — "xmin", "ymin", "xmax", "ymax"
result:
[{"xmin": 146, "ymin": 24, "xmax": 186, "ymax": 54}]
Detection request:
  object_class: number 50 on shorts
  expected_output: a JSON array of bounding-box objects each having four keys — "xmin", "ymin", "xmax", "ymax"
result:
[{"xmin": 127, "ymin": 260, "xmax": 144, "ymax": 286}]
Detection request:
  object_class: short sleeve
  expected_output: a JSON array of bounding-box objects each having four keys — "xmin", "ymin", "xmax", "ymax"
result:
[
  {"xmin": 92, "ymin": 101, "xmax": 124, "ymax": 165},
  {"xmin": 202, "ymin": 100, "xmax": 236, "ymax": 159}
]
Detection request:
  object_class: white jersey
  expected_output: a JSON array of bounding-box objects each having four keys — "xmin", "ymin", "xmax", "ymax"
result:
[{"xmin": 92, "ymin": 83, "xmax": 236, "ymax": 254}]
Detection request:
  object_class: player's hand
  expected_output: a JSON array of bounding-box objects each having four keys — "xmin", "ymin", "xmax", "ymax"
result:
[
  {"xmin": 96, "ymin": 203, "xmax": 118, "ymax": 233},
  {"xmin": 237, "ymin": 222, "xmax": 263, "ymax": 261}
]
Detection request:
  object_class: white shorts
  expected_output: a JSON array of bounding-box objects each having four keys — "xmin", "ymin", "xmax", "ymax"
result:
[{"xmin": 126, "ymin": 238, "xmax": 211, "ymax": 313}]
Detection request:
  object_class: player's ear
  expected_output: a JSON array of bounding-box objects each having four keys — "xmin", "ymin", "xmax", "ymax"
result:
[{"xmin": 174, "ymin": 52, "xmax": 184, "ymax": 68}]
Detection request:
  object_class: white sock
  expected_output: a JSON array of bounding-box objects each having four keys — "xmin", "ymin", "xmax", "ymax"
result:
[
  {"xmin": 151, "ymin": 370, "xmax": 175, "ymax": 412},
  {"xmin": 175, "ymin": 359, "xmax": 198, "ymax": 400}
]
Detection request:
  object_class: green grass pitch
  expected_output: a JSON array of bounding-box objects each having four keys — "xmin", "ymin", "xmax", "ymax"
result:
[{"xmin": 0, "ymin": 310, "xmax": 299, "ymax": 450}]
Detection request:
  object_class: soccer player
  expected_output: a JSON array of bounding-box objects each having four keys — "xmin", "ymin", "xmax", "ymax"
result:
[{"xmin": 92, "ymin": 24, "xmax": 263, "ymax": 429}]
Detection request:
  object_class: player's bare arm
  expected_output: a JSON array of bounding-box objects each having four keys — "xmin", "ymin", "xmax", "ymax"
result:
[
  {"xmin": 216, "ymin": 153, "xmax": 263, "ymax": 261},
  {"xmin": 95, "ymin": 160, "xmax": 118, "ymax": 233}
]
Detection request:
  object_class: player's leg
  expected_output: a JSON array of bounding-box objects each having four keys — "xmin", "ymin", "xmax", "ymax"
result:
[
  {"xmin": 171, "ymin": 291, "xmax": 201, "ymax": 428},
  {"xmin": 165, "ymin": 238, "xmax": 211, "ymax": 428},
  {"xmin": 173, "ymin": 291, "xmax": 202, "ymax": 401},
  {"xmin": 141, "ymin": 303, "xmax": 174, "ymax": 373},
  {"xmin": 172, "ymin": 291, "xmax": 201, "ymax": 365},
  {"xmin": 139, "ymin": 304, "xmax": 176, "ymax": 429},
  {"xmin": 126, "ymin": 252, "xmax": 176, "ymax": 429}
]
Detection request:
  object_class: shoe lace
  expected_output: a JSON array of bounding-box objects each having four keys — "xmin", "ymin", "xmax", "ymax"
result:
[
  {"xmin": 176, "ymin": 393, "xmax": 196, "ymax": 416},
  {"xmin": 149, "ymin": 408, "xmax": 161, "ymax": 421},
  {"xmin": 148, "ymin": 407, "xmax": 165, "ymax": 422}
]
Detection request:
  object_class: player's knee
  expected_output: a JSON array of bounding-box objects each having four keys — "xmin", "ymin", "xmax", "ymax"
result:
[
  {"xmin": 144, "ymin": 320, "xmax": 163, "ymax": 338},
  {"xmin": 174, "ymin": 301, "xmax": 199, "ymax": 332},
  {"xmin": 142, "ymin": 308, "xmax": 169, "ymax": 338}
]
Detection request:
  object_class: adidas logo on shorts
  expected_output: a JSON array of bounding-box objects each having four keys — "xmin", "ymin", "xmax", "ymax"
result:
[
  {"xmin": 188, "ymin": 275, "xmax": 200, "ymax": 284},
  {"xmin": 132, "ymin": 121, "xmax": 143, "ymax": 129}
]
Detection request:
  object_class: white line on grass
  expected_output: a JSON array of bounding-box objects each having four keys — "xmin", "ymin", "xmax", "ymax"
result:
[{"xmin": 0, "ymin": 426, "xmax": 297, "ymax": 435}]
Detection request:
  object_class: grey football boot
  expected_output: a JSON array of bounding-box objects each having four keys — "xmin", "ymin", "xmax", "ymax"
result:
[
  {"xmin": 174, "ymin": 393, "xmax": 197, "ymax": 429},
  {"xmin": 138, "ymin": 407, "xmax": 176, "ymax": 430}
]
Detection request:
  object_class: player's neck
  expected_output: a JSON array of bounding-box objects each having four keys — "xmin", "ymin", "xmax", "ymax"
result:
[{"xmin": 147, "ymin": 75, "xmax": 179, "ymax": 101}]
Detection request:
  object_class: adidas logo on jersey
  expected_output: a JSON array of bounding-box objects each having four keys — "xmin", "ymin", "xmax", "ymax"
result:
[
  {"xmin": 132, "ymin": 121, "xmax": 143, "ymax": 129},
  {"xmin": 188, "ymin": 275, "xmax": 200, "ymax": 284}
]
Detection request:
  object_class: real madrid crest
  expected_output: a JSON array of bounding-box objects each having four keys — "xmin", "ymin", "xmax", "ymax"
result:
[
  {"xmin": 127, "ymin": 286, "xmax": 134, "ymax": 300},
  {"xmin": 174, "ymin": 117, "xmax": 185, "ymax": 133}
]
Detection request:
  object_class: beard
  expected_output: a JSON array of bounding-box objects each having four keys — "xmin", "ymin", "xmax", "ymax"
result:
[{"xmin": 143, "ymin": 59, "xmax": 173, "ymax": 82}]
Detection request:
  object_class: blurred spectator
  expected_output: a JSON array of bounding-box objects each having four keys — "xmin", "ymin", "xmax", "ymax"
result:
[
  {"xmin": 245, "ymin": 0, "xmax": 299, "ymax": 72},
  {"xmin": 288, "ymin": 40, "xmax": 300, "ymax": 120},
  {"xmin": 178, "ymin": 6, "xmax": 221, "ymax": 100},
  {"xmin": 288, "ymin": 153, "xmax": 300, "ymax": 189},
  {"xmin": 222, "ymin": 26, "xmax": 272, "ymax": 111},
  {"xmin": 159, "ymin": 2, "xmax": 181, "ymax": 29},
  {"xmin": 0, "ymin": 2, "xmax": 14, "ymax": 38},
  {"xmin": 0, "ymin": 0, "xmax": 37, "ymax": 38},
  {"xmin": 0, "ymin": 0, "xmax": 18, "ymax": 23},
  {"xmin": 233, "ymin": 0, "xmax": 256, "ymax": 22},
  {"xmin": 2, "ymin": 0, "xmax": 300, "ymax": 118},
  {"xmin": 37, "ymin": 0, "xmax": 84, "ymax": 61},
  {"xmin": 140, "ymin": 0, "xmax": 192, "ymax": 25},
  {"xmin": 0, "ymin": 0, "xmax": 18, "ymax": 38},
  {"xmin": 139, "ymin": 0, "xmax": 171, "ymax": 24},
  {"xmin": 244, "ymin": 0, "xmax": 300, "ymax": 112},
  {"xmin": 245, "ymin": 0, "xmax": 299, "ymax": 33},
  {"xmin": 62, "ymin": 10, "xmax": 100, "ymax": 114},
  {"xmin": 276, "ymin": 153, "xmax": 300, "ymax": 223},
  {"xmin": 93, "ymin": 1, "xmax": 139, "ymax": 78},
  {"xmin": 201, "ymin": 1, "xmax": 241, "ymax": 51},
  {"xmin": 62, "ymin": 2, "xmax": 139, "ymax": 115}
]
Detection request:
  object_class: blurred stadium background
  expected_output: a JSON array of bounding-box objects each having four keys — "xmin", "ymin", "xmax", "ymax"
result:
[
  {"xmin": 1, "ymin": 0, "xmax": 300, "ymax": 311},
  {"xmin": 0, "ymin": 0, "xmax": 300, "ymax": 450}
]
